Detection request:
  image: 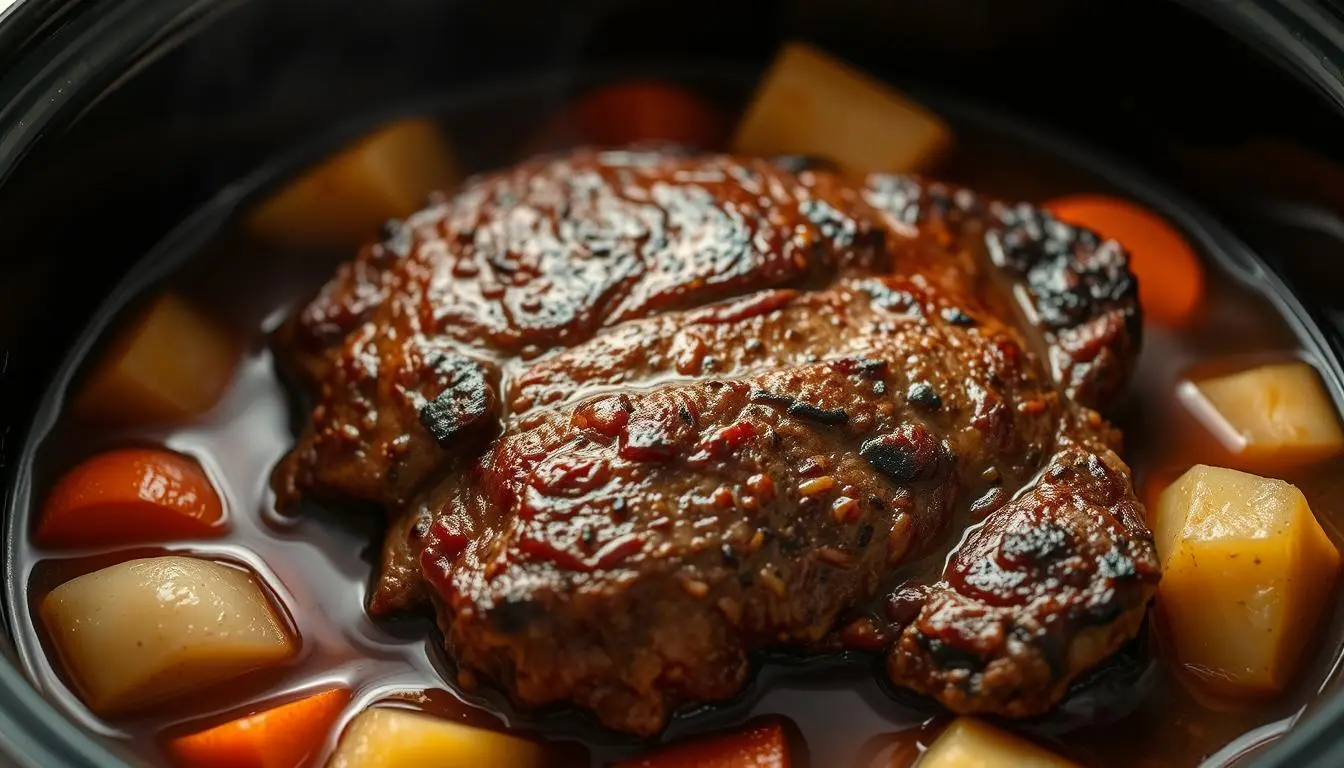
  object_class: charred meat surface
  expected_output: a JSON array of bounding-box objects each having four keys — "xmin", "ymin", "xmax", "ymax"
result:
[
  {"xmin": 885, "ymin": 443, "xmax": 1159, "ymax": 716},
  {"xmin": 272, "ymin": 148, "xmax": 1156, "ymax": 735}
]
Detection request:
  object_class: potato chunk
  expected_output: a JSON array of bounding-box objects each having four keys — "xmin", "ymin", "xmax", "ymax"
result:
[
  {"xmin": 39, "ymin": 556, "xmax": 295, "ymax": 715},
  {"xmin": 732, "ymin": 42, "xmax": 950, "ymax": 178},
  {"xmin": 327, "ymin": 708, "xmax": 546, "ymax": 768},
  {"xmin": 246, "ymin": 118, "xmax": 458, "ymax": 250},
  {"xmin": 75, "ymin": 293, "xmax": 238, "ymax": 425},
  {"xmin": 1153, "ymin": 465, "xmax": 1340, "ymax": 695},
  {"xmin": 919, "ymin": 719, "xmax": 1076, "ymax": 767},
  {"xmin": 1186, "ymin": 361, "xmax": 1344, "ymax": 467}
]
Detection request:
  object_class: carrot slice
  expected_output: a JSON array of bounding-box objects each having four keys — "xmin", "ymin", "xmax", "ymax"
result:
[
  {"xmin": 568, "ymin": 80, "xmax": 725, "ymax": 149},
  {"xmin": 1046, "ymin": 194, "xmax": 1205, "ymax": 328},
  {"xmin": 36, "ymin": 448, "xmax": 226, "ymax": 548},
  {"xmin": 167, "ymin": 688, "xmax": 350, "ymax": 768},
  {"xmin": 615, "ymin": 721, "xmax": 789, "ymax": 768}
]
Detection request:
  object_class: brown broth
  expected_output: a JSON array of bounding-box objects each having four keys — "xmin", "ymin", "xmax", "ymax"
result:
[{"xmin": 7, "ymin": 84, "xmax": 1344, "ymax": 768}]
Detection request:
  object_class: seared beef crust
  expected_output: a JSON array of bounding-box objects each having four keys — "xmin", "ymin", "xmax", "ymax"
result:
[{"xmin": 273, "ymin": 148, "xmax": 1156, "ymax": 735}]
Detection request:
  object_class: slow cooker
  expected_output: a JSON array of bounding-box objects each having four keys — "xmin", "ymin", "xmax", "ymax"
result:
[{"xmin": 4, "ymin": 1, "xmax": 1344, "ymax": 766}]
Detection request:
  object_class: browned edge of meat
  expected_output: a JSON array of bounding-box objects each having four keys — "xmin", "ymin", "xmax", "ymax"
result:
[{"xmin": 885, "ymin": 442, "xmax": 1159, "ymax": 716}]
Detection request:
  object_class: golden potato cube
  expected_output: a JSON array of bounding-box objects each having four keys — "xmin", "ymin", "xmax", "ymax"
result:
[
  {"xmin": 732, "ymin": 42, "xmax": 951, "ymax": 178},
  {"xmin": 1187, "ymin": 361, "xmax": 1344, "ymax": 466},
  {"xmin": 39, "ymin": 556, "xmax": 295, "ymax": 715},
  {"xmin": 919, "ymin": 718, "xmax": 1077, "ymax": 768},
  {"xmin": 74, "ymin": 293, "xmax": 239, "ymax": 426},
  {"xmin": 328, "ymin": 708, "xmax": 547, "ymax": 768},
  {"xmin": 246, "ymin": 118, "xmax": 458, "ymax": 250},
  {"xmin": 1153, "ymin": 465, "xmax": 1340, "ymax": 695}
]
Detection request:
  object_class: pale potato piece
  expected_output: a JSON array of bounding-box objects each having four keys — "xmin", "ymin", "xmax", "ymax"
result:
[
  {"xmin": 732, "ymin": 42, "xmax": 950, "ymax": 178},
  {"xmin": 74, "ymin": 293, "xmax": 239, "ymax": 426},
  {"xmin": 246, "ymin": 117, "xmax": 459, "ymax": 250},
  {"xmin": 328, "ymin": 708, "xmax": 547, "ymax": 768},
  {"xmin": 39, "ymin": 556, "xmax": 295, "ymax": 715},
  {"xmin": 1186, "ymin": 361, "xmax": 1344, "ymax": 467},
  {"xmin": 1153, "ymin": 465, "xmax": 1340, "ymax": 695},
  {"xmin": 919, "ymin": 718, "xmax": 1076, "ymax": 768}
]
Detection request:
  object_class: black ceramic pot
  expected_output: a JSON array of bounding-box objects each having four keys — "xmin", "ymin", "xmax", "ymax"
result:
[{"xmin": 3, "ymin": 1, "xmax": 1344, "ymax": 766}]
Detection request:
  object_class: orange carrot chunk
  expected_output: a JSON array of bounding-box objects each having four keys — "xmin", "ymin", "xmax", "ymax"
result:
[
  {"xmin": 167, "ymin": 688, "xmax": 350, "ymax": 768},
  {"xmin": 568, "ymin": 80, "xmax": 725, "ymax": 149},
  {"xmin": 36, "ymin": 448, "xmax": 226, "ymax": 549},
  {"xmin": 615, "ymin": 721, "xmax": 789, "ymax": 768},
  {"xmin": 1046, "ymin": 194, "xmax": 1205, "ymax": 328}
]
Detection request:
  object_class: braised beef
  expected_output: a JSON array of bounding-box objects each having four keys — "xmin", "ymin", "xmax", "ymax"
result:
[{"xmin": 272, "ymin": 148, "xmax": 1157, "ymax": 735}]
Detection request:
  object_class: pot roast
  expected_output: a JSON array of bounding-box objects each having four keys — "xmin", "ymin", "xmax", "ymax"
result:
[{"xmin": 271, "ymin": 147, "xmax": 1159, "ymax": 735}]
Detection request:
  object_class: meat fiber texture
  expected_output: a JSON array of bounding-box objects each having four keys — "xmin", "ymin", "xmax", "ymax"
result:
[{"xmin": 272, "ymin": 147, "xmax": 1158, "ymax": 735}]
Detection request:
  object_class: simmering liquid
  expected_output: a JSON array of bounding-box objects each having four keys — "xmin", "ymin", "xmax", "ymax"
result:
[{"xmin": 6, "ymin": 81, "xmax": 1343, "ymax": 768}]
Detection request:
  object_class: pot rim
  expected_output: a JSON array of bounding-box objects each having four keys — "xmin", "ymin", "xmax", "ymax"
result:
[{"xmin": 1173, "ymin": 0, "xmax": 1344, "ymax": 117}]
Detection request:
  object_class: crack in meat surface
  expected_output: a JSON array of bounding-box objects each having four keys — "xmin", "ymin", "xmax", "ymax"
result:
[{"xmin": 271, "ymin": 147, "xmax": 1158, "ymax": 736}]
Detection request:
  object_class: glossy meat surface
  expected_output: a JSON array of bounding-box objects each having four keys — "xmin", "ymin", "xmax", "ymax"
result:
[{"xmin": 273, "ymin": 148, "xmax": 1156, "ymax": 735}]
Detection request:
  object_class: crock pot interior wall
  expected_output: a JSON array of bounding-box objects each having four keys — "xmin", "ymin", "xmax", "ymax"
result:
[{"xmin": 2, "ymin": 0, "xmax": 1344, "ymax": 765}]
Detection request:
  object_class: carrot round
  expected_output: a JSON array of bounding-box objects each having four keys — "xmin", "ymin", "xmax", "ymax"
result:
[
  {"xmin": 616, "ymin": 721, "xmax": 789, "ymax": 768},
  {"xmin": 167, "ymin": 688, "xmax": 350, "ymax": 768},
  {"xmin": 1046, "ymin": 194, "xmax": 1205, "ymax": 328},
  {"xmin": 37, "ymin": 448, "xmax": 226, "ymax": 548},
  {"xmin": 568, "ymin": 80, "xmax": 725, "ymax": 149}
]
